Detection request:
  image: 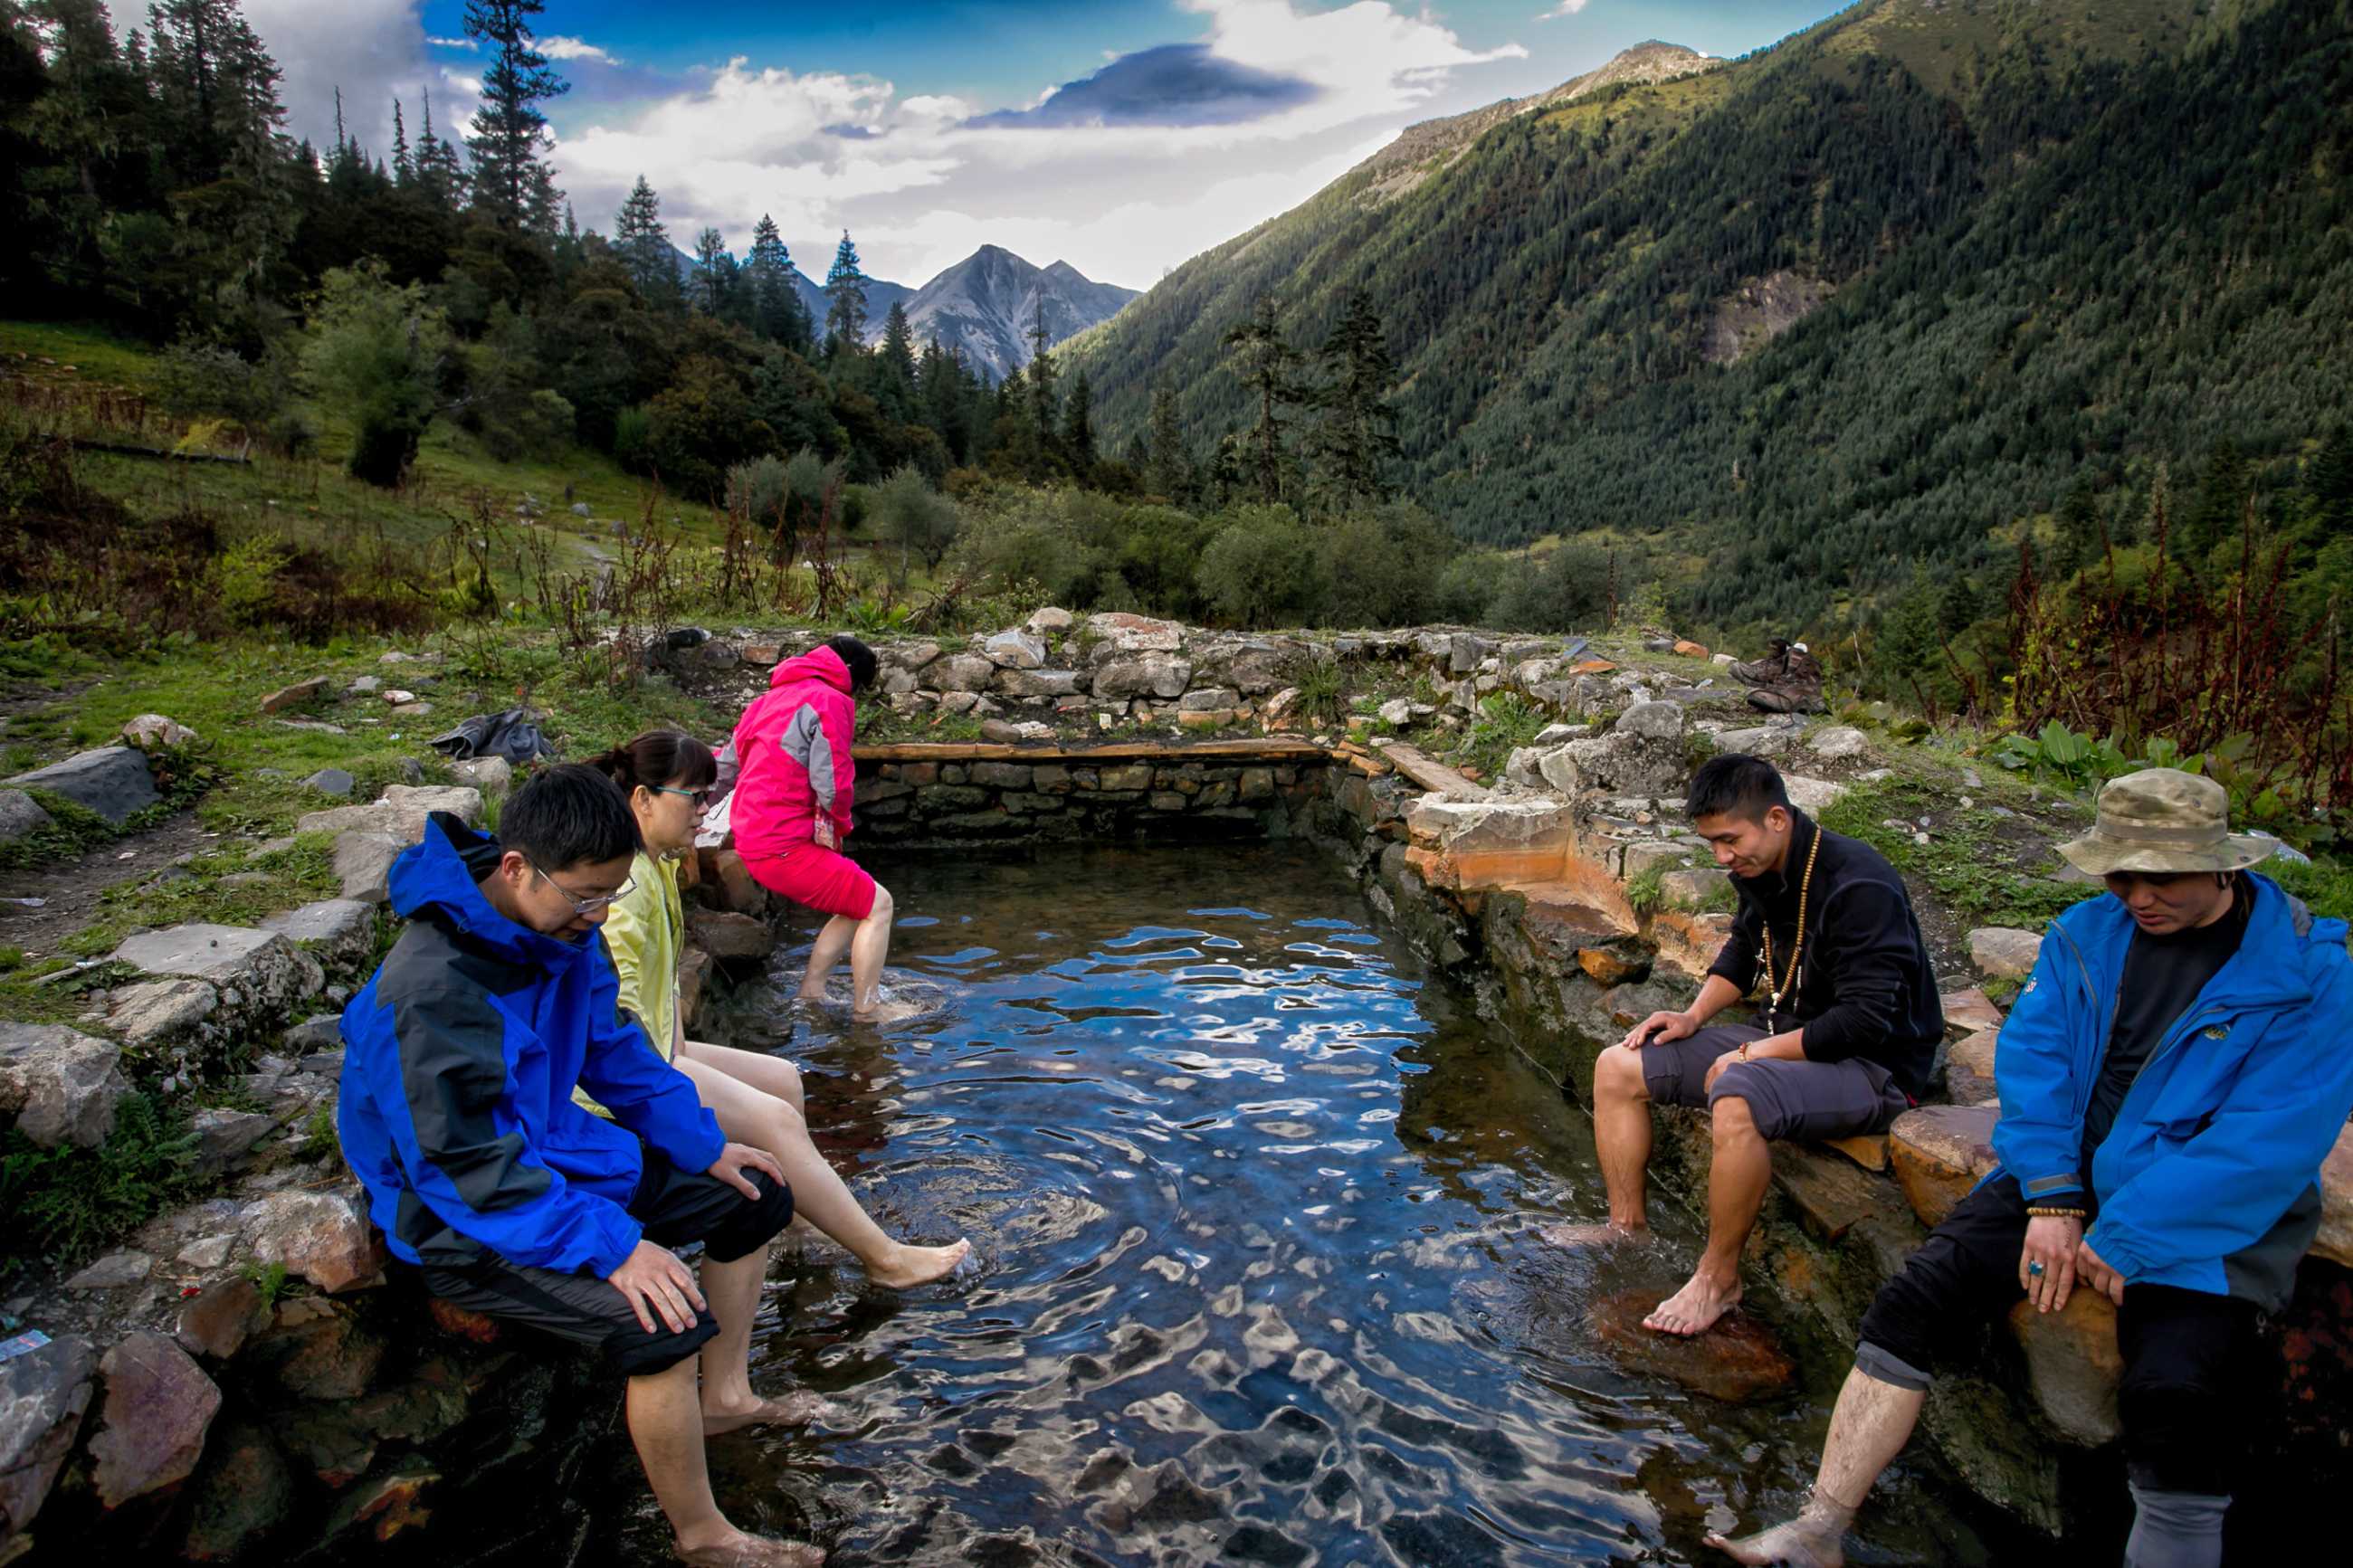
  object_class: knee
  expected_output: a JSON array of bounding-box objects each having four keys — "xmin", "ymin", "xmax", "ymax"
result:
[
  {"xmin": 1594, "ymin": 1046, "xmax": 1649, "ymax": 1102},
  {"xmin": 775, "ymin": 1060, "xmax": 805, "ymax": 1104},
  {"xmin": 1709, "ymin": 1088, "xmax": 1760, "ymax": 1143},
  {"xmin": 868, "ymin": 883, "xmax": 894, "ymax": 920}
]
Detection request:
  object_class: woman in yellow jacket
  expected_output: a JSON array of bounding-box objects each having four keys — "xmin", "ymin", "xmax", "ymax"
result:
[{"xmin": 585, "ymin": 732, "xmax": 971, "ymax": 1328}]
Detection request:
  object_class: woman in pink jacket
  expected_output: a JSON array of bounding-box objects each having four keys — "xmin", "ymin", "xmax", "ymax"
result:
[{"xmin": 730, "ymin": 636, "xmax": 908, "ymax": 1021}]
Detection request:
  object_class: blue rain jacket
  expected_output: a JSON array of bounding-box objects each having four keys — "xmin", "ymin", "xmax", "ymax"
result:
[
  {"xmin": 338, "ymin": 813, "xmax": 725, "ymax": 1277},
  {"xmin": 1990, "ymin": 873, "xmax": 2353, "ymax": 1308}
]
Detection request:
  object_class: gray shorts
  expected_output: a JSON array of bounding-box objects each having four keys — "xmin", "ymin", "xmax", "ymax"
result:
[{"xmin": 1640, "ymin": 1024, "xmax": 1911, "ymax": 1142}]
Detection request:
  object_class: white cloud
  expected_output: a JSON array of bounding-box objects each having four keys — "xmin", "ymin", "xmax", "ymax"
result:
[
  {"xmin": 240, "ymin": 0, "xmax": 437, "ymax": 155},
  {"xmin": 1539, "ymin": 1, "xmax": 1593, "ymax": 16},
  {"xmin": 557, "ymin": 0, "xmax": 1527, "ymax": 289},
  {"xmin": 425, "ymin": 35, "xmax": 477, "ymax": 51},
  {"xmin": 539, "ymin": 35, "xmax": 623, "ymax": 66}
]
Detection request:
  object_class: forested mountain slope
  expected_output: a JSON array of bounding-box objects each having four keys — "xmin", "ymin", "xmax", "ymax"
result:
[{"xmin": 1069, "ymin": 0, "xmax": 2353, "ymax": 628}]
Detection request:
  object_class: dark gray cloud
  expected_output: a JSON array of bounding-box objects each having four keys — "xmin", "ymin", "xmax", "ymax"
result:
[{"xmin": 967, "ymin": 43, "xmax": 1319, "ymax": 129}]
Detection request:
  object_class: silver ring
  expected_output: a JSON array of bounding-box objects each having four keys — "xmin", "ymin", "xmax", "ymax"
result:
[{"xmin": 2028, "ymin": 1261, "xmax": 2046, "ymax": 1277}]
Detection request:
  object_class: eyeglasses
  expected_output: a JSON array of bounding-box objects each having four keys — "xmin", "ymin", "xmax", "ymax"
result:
[
  {"xmin": 527, "ymin": 858, "xmax": 634, "ymax": 916},
  {"xmin": 653, "ymin": 785, "xmax": 710, "ymax": 809}
]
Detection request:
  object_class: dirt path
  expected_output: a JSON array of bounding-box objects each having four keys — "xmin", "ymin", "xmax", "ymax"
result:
[{"xmin": 0, "ymin": 810, "xmax": 214, "ymax": 956}]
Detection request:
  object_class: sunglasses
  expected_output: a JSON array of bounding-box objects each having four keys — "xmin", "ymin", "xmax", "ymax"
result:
[{"xmin": 653, "ymin": 785, "xmax": 711, "ymax": 809}]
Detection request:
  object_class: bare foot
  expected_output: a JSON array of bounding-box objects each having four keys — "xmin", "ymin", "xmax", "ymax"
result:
[
  {"xmin": 1643, "ymin": 1269, "xmax": 1741, "ymax": 1335},
  {"xmin": 863, "ymin": 1237, "xmax": 973, "ymax": 1288},
  {"xmin": 1538, "ymin": 1221, "xmax": 1643, "ymax": 1250},
  {"xmin": 1703, "ymin": 1513, "xmax": 1845, "ymax": 1566},
  {"xmin": 851, "ymin": 994, "xmax": 922, "ymax": 1023},
  {"xmin": 674, "ymin": 1528, "xmax": 826, "ymax": 1567},
  {"xmin": 700, "ymin": 1389, "xmax": 840, "ymax": 1437}
]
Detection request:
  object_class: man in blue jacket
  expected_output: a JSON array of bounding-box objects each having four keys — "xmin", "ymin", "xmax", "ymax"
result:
[
  {"xmin": 1710, "ymin": 768, "xmax": 2353, "ymax": 1568},
  {"xmin": 339, "ymin": 766, "xmax": 823, "ymax": 1568}
]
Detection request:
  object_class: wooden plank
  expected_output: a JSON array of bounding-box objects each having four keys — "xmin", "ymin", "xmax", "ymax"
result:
[
  {"xmin": 1378, "ymin": 743, "xmax": 1491, "ymax": 801},
  {"xmin": 853, "ymin": 736, "xmax": 1330, "ymax": 765}
]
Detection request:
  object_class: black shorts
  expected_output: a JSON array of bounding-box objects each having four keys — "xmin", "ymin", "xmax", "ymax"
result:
[
  {"xmin": 1640, "ymin": 1024, "xmax": 1912, "ymax": 1142},
  {"xmin": 1856, "ymin": 1174, "xmax": 2266, "ymax": 1494},
  {"xmin": 420, "ymin": 1148, "xmax": 794, "ymax": 1378}
]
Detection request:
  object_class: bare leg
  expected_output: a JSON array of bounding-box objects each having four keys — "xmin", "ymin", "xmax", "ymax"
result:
[
  {"xmin": 799, "ymin": 916, "xmax": 858, "ymax": 1002},
  {"xmin": 693, "ymin": 1240, "xmax": 827, "ymax": 1433},
  {"xmin": 1706, "ymin": 1365, "xmax": 1926, "ymax": 1566},
  {"xmin": 681, "ymin": 1040, "xmax": 805, "ymax": 1113},
  {"xmin": 626, "ymin": 1355, "xmax": 824, "ymax": 1567},
  {"xmin": 846, "ymin": 885, "xmax": 897, "ymax": 1018},
  {"xmin": 1645, "ymin": 1092, "xmax": 1769, "ymax": 1335},
  {"xmin": 680, "ymin": 1058, "xmax": 970, "ymax": 1289},
  {"xmin": 1545, "ymin": 1045, "xmax": 1654, "ymax": 1246}
]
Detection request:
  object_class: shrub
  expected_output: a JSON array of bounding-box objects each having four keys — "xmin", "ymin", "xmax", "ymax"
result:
[
  {"xmin": 302, "ymin": 261, "xmax": 452, "ymax": 487},
  {"xmin": 0, "ymin": 1093, "xmax": 201, "ymax": 1262},
  {"xmin": 1198, "ymin": 506, "xmax": 1325, "ymax": 629},
  {"xmin": 872, "ymin": 464, "xmax": 961, "ymax": 582}
]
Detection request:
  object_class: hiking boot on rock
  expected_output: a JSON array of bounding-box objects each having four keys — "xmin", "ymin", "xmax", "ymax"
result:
[
  {"xmin": 1729, "ymin": 639, "xmax": 1794, "ymax": 686},
  {"xmin": 1748, "ymin": 684, "xmax": 1827, "ymax": 715}
]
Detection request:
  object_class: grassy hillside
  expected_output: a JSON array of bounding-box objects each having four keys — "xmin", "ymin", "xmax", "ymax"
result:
[{"xmin": 1068, "ymin": 0, "xmax": 2353, "ymax": 630}]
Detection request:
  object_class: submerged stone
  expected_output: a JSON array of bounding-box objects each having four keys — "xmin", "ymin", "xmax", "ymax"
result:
[{"xmin": 1588, "ymin": 1288, "xmax": 1796, "ymax": 1402}]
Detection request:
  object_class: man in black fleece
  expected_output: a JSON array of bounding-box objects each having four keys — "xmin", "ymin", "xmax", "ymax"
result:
[{"xmin": 1562, "ymin": 755, "xmax": 1943, "ymax": 1335}]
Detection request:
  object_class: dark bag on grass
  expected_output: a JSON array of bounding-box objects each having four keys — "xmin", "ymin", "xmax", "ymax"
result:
[{"xmin": 428, "ymin": 708, "xmax": 554, "ymax": 765}]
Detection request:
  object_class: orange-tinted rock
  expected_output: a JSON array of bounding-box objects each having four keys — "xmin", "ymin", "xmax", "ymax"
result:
[
  {"xmin": 2006, "ymin": 1290, "xmax": 2122, "ymax": 1445},
  {"xmin": 425, "ymin": 1297, "xmax": 501, "ymax": 1345},
  {"xmin": 1820, "ymin": 1134, "xmax": 1890, "ymax": 1173},
  {"xmin": 1773, "ymin": 1144, "xmax": 1892, "ymax": 1240},
  {"xmin": 1949, "ymin": 1026, "xmax": 1999, "ymax": 1081},
  {"xmin": 1672, "ymin": 640, "xmax": 1710, "ymax": 660},
  {"xmin": 1942, "ymin": 988, "xmax": 2005, "ymax": 1035},
  {"xmin": 329, "ymin": 1466, "xmax": 438, "ymax": 1543},
  {"xmin": 1589, "ymin": 1289, "xmax": 1796, "ymax": 1402},
  {"xmin": 1577, "ymin": 944, "xmax": 1650, "ymax": 986},
  {"xmin": 247, "ymin": 1185, "xmax": 386, "ymax": 1294},
  {"xmin": 679, "ymin": 947, "xmax": 712, "ymax": 1029},
  {"xmin": 672, "ymin": 846, "xmax": 701, "ymax": 890},
  {"xmin": 1567, "ymin": 659, "xmax": 1618, "ymax": 677},
  {"xmin": 1650, "ymin": 909, "xmax": 1736, "ymax": 982},
  {"xmin": 700, "ymin": 849, "xmax": 767, "ymax": 914},
  {"xmin": 2315, "ymin": 1122, "xmax": 2353, "ymax": 1268},
  {"xmin": 176, "ymin": 1277, "xmax": 271, "ymax": 1361},
  {"xmin": 1889, "ymin": 1104, "xmax": 2001, "ymax": 1227}
]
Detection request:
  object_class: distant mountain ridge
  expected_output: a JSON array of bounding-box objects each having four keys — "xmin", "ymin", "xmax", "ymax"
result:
[{"xmin": 678, "ymin": 244, "xmax": 1136, "ymax": 378}]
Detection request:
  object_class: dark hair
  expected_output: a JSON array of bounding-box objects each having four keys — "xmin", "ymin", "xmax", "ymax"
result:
[
  {"xmin": 825, "ymin": 633, "xmax": 878, "ymax": 693},
  {"xmin": 589, "ymin": 729, "xmax": 717, "ymax": 795},
  {"xmin": 500, "ymin": 764, "xmax": 643, "ymax": 870},
  {"xmin": 1686, "ymin": 753, "xmax": 1791, "ymax": 822}
]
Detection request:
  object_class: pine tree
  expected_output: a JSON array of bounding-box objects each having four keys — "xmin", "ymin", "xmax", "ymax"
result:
[
  {"xmin": 1024, "ymin": 298, "xmax": 1058, "ymax": 462},
  {"xmin": 390, "ymin": 98, "xmax": 412, "ymax": 184},
  {"xmin": 1304, "ymin": 287, "xmax": 1401, "ymax": 513},
  {"xmin": 746, "ymin": 214, "xmax": 807, "ymax": 347},
  {"xmin": 413, "ymin": 86, "xmax": 465, "ymax": 207},
  {"xmin": 1144, "ymin": 382, "xmax": 1189, "ymax": 503},
  {"xmin": 614, "ymin": 175, "xmax": 678, "ymax": 308},
  {"xmin": 823, "ymin": 231, "xmax": 869, "ymax": 353},
  {"xmin": 877, "ymin": 300, "xmax": 917, "ymax": 420},
  {"xmin": 691, "ymin": 226, "xmax": 729, "ymax": 315},
  {"xmin": 1223, "ymin": 294, "xmax": 1303, "ymax": 506},
  {"xmin": 1062, "ymin": 369, "xmax": 1096, "ymax": 473},
  {"xmin": 462, "ymin": 0, "xmax": 568, "ymax": 231}
]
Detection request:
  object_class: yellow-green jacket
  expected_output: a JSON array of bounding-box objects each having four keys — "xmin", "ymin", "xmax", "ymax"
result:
[{"xmin": 575, "ymin": 851, "xmax": 683, "ymax": 1118}]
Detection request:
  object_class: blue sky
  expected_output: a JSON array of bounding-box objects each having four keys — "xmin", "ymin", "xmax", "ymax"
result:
[{"xmin": 246, "ymin": 2, "xmax": 1850, "ymax": 289}]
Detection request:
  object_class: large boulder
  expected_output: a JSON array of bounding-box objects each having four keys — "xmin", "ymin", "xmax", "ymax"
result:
[
  {"xmin": 1544, "ymin": 731, "xmax": 1688, "ymax": 799},
  {"xmin": 1615, "ymin": 701, "xmax": 1686, "ymax": 741},
  {"xmin": 688, "ymin": 911, "xmax": 774, "ymax": 961},
  {"xmin": 1807, "ymin": 725, "xmax": 1871, "ymax": 759},
  {"xmin": 0, "ymin": 1022, "xmax": 128, "ymax": 1148},
  {"xmin": 244, "ymin": 1183, "xmax": 386, "ymax": 1294},
  {"xmin": 981, "ymin": 628, "xmax": 1047, "ymax": 670},
  {"xmin": 333, "ymin": 832, "xmax": 405, "ymax": 903},
  {"xmin": 1889, "ymin": 1104, "xmax": 2001, "ymax": 1227},
  {"xmin": 119, "ymin": 714, "xmax": 197, "ymax": 752},
  {"xmin": 296, "ymin": 784, "xmax": 482, "ymax": 843},
  {"xmin": 106, "ymin": 979, "xmax": 221, "ymax": 1052},
  {"xmin": 0, "ymin": 789, "xmax": 53, "ymax": 844},
  {"xmin": 1086, "ymin": 612, "xmax": 1184, "ymax": 654},
  {"xmin": 89, "ymin": 1331, "xmax": 223, "ymax": 1508},
  {"xmin": 1780, "ymin": 774, "xmax": 1850, "ymax": 813},
  {"xmin": 1403, "ymin": 798, "xmax": 1585, "ymax": 894},
  {"xmin": 111, "ymin": 926, "xmax": 324, "ymax": 1017},
  {"xmin": 992, "ymin": 668, "xmax": 1081, "ymax": 699},
  {"xmin": 929, "ymin": 652, "xmax": 997, "ymax": 694},
  {"xmin": 1, "ymin": 746, "xmax": 158, "ymax": 824},
  {"xmin": 1094, "ymin": 654, "xmax": 1193, "ymax": 701},
  {"xmin": 0, "ymin": 1334, "xmax": 95, "ymax": 1544},
  {"xmin": 1967, "ymin": 927, "xmax": 2043, "ymax": 981},
  {"xmin": 260, "ymin": 899, "xmax": 378, "ymax": 971},
  {"xmin": 2005, "ymin": 1292, "xmax": 2123, "ymax": 1446}
]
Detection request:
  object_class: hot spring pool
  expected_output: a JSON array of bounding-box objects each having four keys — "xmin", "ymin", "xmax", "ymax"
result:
[{"xmin": 583, "ymin": 843, "xmax": 2020, "ymax": 1566}]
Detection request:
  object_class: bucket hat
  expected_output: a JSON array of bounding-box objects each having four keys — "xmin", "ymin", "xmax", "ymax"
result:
[{"xmin": 2056, "ymin": 766, "xmax": 2276, "ymax": 876}]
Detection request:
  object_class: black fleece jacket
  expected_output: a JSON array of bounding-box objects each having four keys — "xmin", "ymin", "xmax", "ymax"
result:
[{"xmin": 1705, "ymin": 809, "xmax": 1943, "ymax": 1098}]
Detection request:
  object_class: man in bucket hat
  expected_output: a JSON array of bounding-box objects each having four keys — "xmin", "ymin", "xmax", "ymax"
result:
[{"xmin": 1709, "ymin": 768, "xmax": 2353, "ymax": 1568}]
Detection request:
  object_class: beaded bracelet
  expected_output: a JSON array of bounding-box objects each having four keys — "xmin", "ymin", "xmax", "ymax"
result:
[{"xmin": 2026, "ymin": 1206, "xmax": 2086, "ymax": 1220}]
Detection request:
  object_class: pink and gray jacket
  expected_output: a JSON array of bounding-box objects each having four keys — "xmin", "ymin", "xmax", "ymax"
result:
[{"xmin": 729, "ymin": 645, "xmax": 857, "ymax": 860}]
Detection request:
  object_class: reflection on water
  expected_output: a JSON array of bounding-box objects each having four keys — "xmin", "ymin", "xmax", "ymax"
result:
[{"xmin": 590, "ymin": 845, "xmax": 2017, "ymax": 1567}]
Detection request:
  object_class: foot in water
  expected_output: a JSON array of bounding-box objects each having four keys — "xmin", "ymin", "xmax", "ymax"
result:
[
  {"xmin": 700, "ymin": 1388, "xmax": 839, "ymax": 1437},
  {"xmin": 851, "ymin": 993, "xmax": 923, "ymax": 1024},
  {"xmin": 673, "ymin": 1529, "xmax": 826, "ymax": 1567},
  {"xmin": 1538, "ymin": 1221, "xmax": 1643, "ymax": 1250},
  {"xmin": 1643, "ymin": 1267, "xmax": 1741, "ymax": 1335},
  {"xmin": 1703, "ymin": 1493, "xmax": 1853, "ymax": 1567},
  {"xmin": 863, "ymin": 1237, "xmax": 973, "ymax": 1288}
]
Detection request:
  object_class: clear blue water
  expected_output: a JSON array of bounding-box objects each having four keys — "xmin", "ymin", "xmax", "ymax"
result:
[{"xmin": 588, "ymin": 843, "xmax": 2013, "ymax": 1567}]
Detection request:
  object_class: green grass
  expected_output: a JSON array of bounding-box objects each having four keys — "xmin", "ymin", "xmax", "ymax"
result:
[
  {"xmin": 1820, "ymin": 773, "xmax": 2101, "ymax": 929},
  {"xmin": 0, "ymin": 319, "xmax": 164, "ymax": 388}
]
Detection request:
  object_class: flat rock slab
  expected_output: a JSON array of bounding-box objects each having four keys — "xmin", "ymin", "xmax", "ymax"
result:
[
  {"xmin": 1942, "ymin": 987, "xmax": 2005, "ymax": 1034},
  {"xmin": 333, "ymin": 831, "xmax": 404, "ymax": 903},
  {"xmin": 1589, "ymin": 1288, "xmax": 1796, "ymax": 1402},
  {"xmin": 1967, "ymin": 927, "xmax": 2043, "ymax": 980},
  {"xmin": 259, "ymin": 676, "xmax": 329, "ymax": 714},
  {"xmin": 2, "ymin": 746, "xmax": 158, "ymax": 824},
  {"xmin": 246, "ymin": 1183, "xmax": 386, "ymax": 1293},
  {"xmin": 1773, "ymin": 1144, "xmax": 1895, "ymax": 1240},
  {"xmin": 107, "ymin": 978, "xmax": 221, "ymax": 1050},
  {"xmin": 0, "ymin": 1022, "xmax": 128, "ymax": 1148},
  {"xmin": 112, "ymin": 926, "xmax": 323, "ymax": 1017},
  {"xmin": 67, "ymin": 1250, "xmax": 154, "ymax": 1289},
  {"xmin": 90, "ymin": 1330, "xmax": 222, "ymax": 1507},
  {"xmin": 0, "ymin": 1333, "xmax": 95, "ymax": 1539},
  {"xmin": 191, "ymin": 1106, "xmax": 275, "ymax": 1177},
  {"xmin": 297, "ymin": 784, "xmax": 482, "ymax": 843},
  {"xmin": 1890, "ymin": 1104, "xmax": 2001, "ymax": 1228},
  {"xmin": 260, "ymin": 898, "xmax": 377, "ymax": 969},
  {"xmin": 1819, "ymin": 1133, "xmax": 1891, "ymax": 1173}
]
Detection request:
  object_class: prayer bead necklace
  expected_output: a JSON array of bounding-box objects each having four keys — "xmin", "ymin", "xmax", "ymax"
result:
[{"xmin": 1758, "ymin": 826, "xmax": 1822, "ymax": 1032}]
